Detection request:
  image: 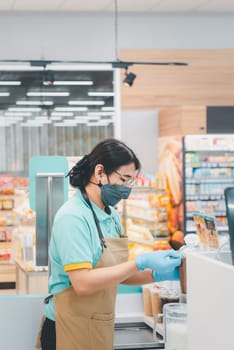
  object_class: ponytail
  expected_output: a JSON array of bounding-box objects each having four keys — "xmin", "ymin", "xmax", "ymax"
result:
[{"xmin": 66, "ymin": 155, "xmax": 91, "ymax": 189}]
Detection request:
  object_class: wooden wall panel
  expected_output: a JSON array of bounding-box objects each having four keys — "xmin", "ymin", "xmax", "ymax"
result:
[
  {"xmin": 120, "ymin": 49, "xmax": 234, "ymax": 110},
  {"xmin": 159, "ymin": 106, "xmax": 206, "ymax": 136}
]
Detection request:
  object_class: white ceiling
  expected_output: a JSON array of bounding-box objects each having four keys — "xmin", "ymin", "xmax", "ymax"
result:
[{"xmin": 0, "ymin": 0, "xmax": 233, "ymax": 13}]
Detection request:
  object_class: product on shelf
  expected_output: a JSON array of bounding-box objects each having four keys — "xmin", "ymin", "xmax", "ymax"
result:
[
  {"xmin": 122, "ymin": 173, "xmax": 170, "ymax": 243},
  {"xmin": 0, "ymin": 176, "xmax": 31, "ymax": 272},
  {"xmin": 158, "ymin": 136, "xmax": 184, "ymax": 235},
  {"xmin": 121, "ymin": 174, "xmax": 171, "ymax": 260},
  {"xmin": 0, "ymin": 174, "xmax": 15, "ymax": 195},
  {"xmin": 193, "ymin": 213, "xmax": 219, "ymax": 249},
  {"xmin": 13, "ymin": 196, "xmax": 36, "ymax": 268},
  {"xmin": 158, "ymin": 134, "xmax": 234, "ymax": 239}
]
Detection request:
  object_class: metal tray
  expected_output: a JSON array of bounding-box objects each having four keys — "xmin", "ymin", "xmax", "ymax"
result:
[{"xmin": 114, "ymin": 322, "xmax": 164, "ymax": 349}]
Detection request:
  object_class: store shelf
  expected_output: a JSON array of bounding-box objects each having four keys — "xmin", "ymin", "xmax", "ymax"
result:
[
  {"xmin": 186, "ymin": 211, "xmax": 226, "ymax": 218},
  {"xmin": 183, "ymin": 135, "xmax": 234, "ymax": 236},
  {"xmin": 188, "ymin": 162, "xmax": 234, "ymax": 168},
  {"xmin": 186, "ymin": 195, "xmax": 224, "ymax": 201},
  {"xmin": 186, "ymin": 226, "xmax": 228, "ymax": 233},
  {"xmin": 120, "ymin": 184, "xmax": 170, "ymax": 258},
  {"xmin": 186, "ymin": 178, "xmax": 234, "ymax": 184},
  {"xmin": 185, "ymin": 149, "xmax": 234, "ymax": 153}
]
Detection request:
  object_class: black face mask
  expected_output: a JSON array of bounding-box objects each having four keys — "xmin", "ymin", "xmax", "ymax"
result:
[{"xmin": 100, "ymin": 184, "xmax": 132, "ymax": 207}]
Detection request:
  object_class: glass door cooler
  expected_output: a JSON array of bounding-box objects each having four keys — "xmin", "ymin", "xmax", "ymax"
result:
[
  {"xmin": 183, "ymin": 134, "xmax": 234, "ymax": 235},
  {"xmin": 158, "ymin": 134, "xmax": 234, "ymax": 238}
]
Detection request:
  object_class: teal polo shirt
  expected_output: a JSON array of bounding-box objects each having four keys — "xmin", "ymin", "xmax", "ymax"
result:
[{"xmin": 45, "ymin": 189, "xmax": 123, "ymax": 321}]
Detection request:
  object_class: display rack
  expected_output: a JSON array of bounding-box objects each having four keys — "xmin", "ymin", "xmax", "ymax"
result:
[
  {"xmin": 183, "ymin": 135, "xmax": 234, "ymax": 234},
  {"xmin": 120, "ymin": 184, "xmax": 170, "ymax": 258},
  {"xmin": 0, "ymin": 194, "xmax": 17, "ymax": 284},
  {"xmin": 0, "ymin": 176, "xmax": 30, "ymax": 287}
]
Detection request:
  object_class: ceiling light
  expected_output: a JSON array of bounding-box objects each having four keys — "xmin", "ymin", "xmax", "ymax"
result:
[
  {"xmin": 53, "ymin": 81, "xmax": 93, "ymax": 86},
  {"xmin": 0, "ymin": 121, "xmax": 16, "ymax": 126},
  {"xmin": 68, "ymin": 100, "xmax": 105, "ymax": 106},
  {"xmin": 51, "ymin": 111, "xmax": 74, "ymax": 116},
  {"xmin": 27, "ymin": 92, "xmax": 70, "ymax": 97},
  {"xmin": 0, "ymin": 116, "xmax": 23, "ymax": 121},
  {"xmin": 75, "ymin": 116, "xmax": 100, "ymax": 121},
  {"xmin": 46, "ymin": 63, "xmax": 112, "ymax": 71},
  {"xmin": 35, "ymin": 116, "xmax": 49, "ymax": 120},
  {"xmin": 101, "ymin": 107, "xmax": 115, "ymax": 111},
  {"xmin": 8, "ymin": 107, "xmax": 42, "ymax": 112},
  {"xmin": 39, "ymin": 120, "xmax": 52, "ymax": 124},
  {"xmin": 24, "ymin": 119, "xmax": 52, "ymax": 125},
  {"xmin": 0, "ymin": 92, "xmax": 10, "ymax": 96},
  {"xmin": 87, "ymin": 111, "xmax": 114, "ymax": 116},
  {"xmin": 87, "ymin": 121, "xmax": 111, "ymax": 127},
  {"xmin": 50, "ymin": 116, "xmax": 62, "ymax": 121},
  {"xmin": 20, "ymin": 123, "xmax": 43, "ymax": 127},
  {"xmin": 16, "ymin": 100, "xmax": 54, "ymax": 106},
  {"xmin": 88, "ymin": 92, "xmax": 114, "ymax": 97},
  {"xmin": 54, "ymin": 107, "xmax": 88, "ymax": 112},
  {"xmin": 0, "ymin": 64, "xmax": 44, "ymax": 71},
  {"xmin": 62, "ymin": 119, "xmax": 78, "ymax": 123},
  {"xmin": 75, "ymin": 120, "xmax": 89, "ymax": 124},
  {"xmin": 5, "ymin": 112, "xmax": 32, "ymax": 117},
  {"xmin": 0, "ymin": 81, "xmax": 21, "ymax": 85},
  {"xmin": 123, "ymin": 68, "xmax": 136, "ymax": 87}
]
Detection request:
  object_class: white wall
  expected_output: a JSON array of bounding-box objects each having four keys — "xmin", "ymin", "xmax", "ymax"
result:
[
  {"xmin": 121, "ymin": 110, "xmax": 158, "ymax": 174},
  {"xmin": 0, "ymin": 12, "xmax": 234, "ymax": 61}
]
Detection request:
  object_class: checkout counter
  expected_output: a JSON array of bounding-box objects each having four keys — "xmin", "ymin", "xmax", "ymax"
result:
[
  {"xmin": 0, "ymin": 248, "xmax": 233, "ymax": 350},
  {"xmin": 0, "ymin": 291, "xmax": 163, "ymax": 350}
]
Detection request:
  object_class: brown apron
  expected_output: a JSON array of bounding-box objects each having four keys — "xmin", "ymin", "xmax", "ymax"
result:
[{"xmin": 54, "ymin": 236, "xmax": 128, "ymax": 350}]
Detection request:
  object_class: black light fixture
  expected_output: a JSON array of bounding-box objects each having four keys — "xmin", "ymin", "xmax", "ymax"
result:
[
  {"xmin": 43, "ymin": 70, "xmax": 54, "ymax": 86},
  {"xmin": 123, "ymin": 68, "xmax": 136, "ymax": 87}
]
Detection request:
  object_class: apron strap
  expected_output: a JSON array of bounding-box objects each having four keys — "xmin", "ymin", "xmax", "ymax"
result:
[{"xmin": 81, "ymin": 189, "xmax": 107, "ymax": 249}]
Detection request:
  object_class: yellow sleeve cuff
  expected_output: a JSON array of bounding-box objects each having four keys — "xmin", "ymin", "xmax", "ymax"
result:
[{"xmin": 64, "ymin": 262, "xmax": 92, "ymax": 272}]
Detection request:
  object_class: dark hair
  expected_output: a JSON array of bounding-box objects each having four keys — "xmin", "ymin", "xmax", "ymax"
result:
[{"xmin": 67, "ymin": 138, "xmax": 141, "ymax": 189}]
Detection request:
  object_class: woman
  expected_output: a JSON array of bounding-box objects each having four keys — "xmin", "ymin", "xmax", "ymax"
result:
[{"xmin": 39, "ymin": 138, "xmax": 181, "ymax": 350}]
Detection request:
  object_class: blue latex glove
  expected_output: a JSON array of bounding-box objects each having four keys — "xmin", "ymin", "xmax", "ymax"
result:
[
  {"xmin": 152, "ymin": 266, "xmax": 180, "ymax": 282},
  {"xmin": 135, "ymin": 249, "xmax": 182, "ymax": 274}
]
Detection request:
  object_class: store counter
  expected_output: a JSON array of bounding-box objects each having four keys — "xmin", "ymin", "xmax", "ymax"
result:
[
  {"xmin": 187, "ymin": 250, "xmax": 234, "ymax": 350},
  {"xmin": 15, "ymin": 259, "xmax": 48, "ymax": 294},
  {"xmin": 0, "ymin": 291, "xmax": 156, "ymax": 350},
  {"xmin": 2, "ymin": 250, "xmax": 233, "ymax": 349}
]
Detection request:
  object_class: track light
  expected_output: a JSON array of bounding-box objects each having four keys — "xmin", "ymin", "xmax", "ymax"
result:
[
  {"xmin": 43, "ymin": 70, "xmax": 55, "ymax": 86},
  {"xmin": 123, "ymin": 68, "xmax": 136, "ymax": 87}
]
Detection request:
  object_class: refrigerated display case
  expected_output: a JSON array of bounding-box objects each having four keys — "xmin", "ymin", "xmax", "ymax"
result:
[
  {"xmin": 158, "ymin": 134, "xmax": 234, "ymax": 238},
  {"xmin": 183, "ymin": 134, "xmax": 233, "ymax": 235}
]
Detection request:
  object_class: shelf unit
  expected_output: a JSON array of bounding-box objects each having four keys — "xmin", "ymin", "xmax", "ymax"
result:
[
  {"xmin": 121, "ymin": 186, "xmax": 170, "ymax": 250},
  {"xmin": 0, "ymin": 194, "xmax": 17, "ymax": 284},
  {"xmin": 183, "ymin": 135, "xmax": 234, "ymax": 234}
]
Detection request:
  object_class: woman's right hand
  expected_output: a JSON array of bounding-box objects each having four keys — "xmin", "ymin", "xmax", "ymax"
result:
[{"xmin": 135, "ymin": 249, "xmax": 182, "ymax": 273}]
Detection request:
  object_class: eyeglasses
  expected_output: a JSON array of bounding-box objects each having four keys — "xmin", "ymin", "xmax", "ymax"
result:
[{"xmin": 113, "ymin": 170, "xmax": 136, "ymax": 187}]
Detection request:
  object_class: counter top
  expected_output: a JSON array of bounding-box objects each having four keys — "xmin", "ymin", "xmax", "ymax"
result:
[{"xmin": 15, "ymin": 258, "xmax": 48, "ymax": 273}]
